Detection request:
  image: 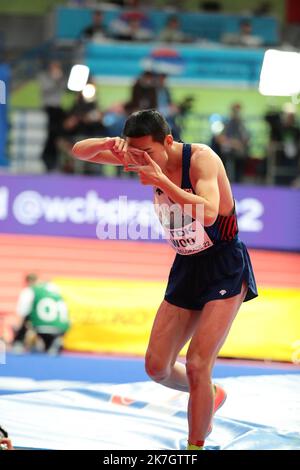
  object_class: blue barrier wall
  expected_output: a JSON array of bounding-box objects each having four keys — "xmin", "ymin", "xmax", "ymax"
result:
[
  {"xmin": 56, "ymin": 6, "xmax": 279, "ymax": 44},
  {"xmin": 0, "ymin": 63, "xmax": 9, "ymax": 166},
  {"xmin": 85, "ymin": 43, "xmax": 265, "ymax": 84}
]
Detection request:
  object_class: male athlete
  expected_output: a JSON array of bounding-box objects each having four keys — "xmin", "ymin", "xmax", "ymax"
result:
[{"xmin": 72, "ymin": 109, "xmax": 258, "ymax": 450}]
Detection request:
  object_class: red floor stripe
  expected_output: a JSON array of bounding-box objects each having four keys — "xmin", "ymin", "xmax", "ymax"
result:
[{"xmin": 0, "ymin": 234, "xmax": 299, "ymax": 319}]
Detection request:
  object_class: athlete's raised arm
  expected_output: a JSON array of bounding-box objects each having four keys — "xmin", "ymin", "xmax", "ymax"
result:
[
  {"xmin": 72, "ymin": 137, "xmax": 125, "ymax": 165},
  {"xmin": 72, "ymin": 136, "xmax": 148, "ymax": 168}
]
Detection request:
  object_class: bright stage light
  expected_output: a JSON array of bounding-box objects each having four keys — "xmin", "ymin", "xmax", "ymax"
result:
[
  {"xmin": 67, "ymin": 65, "xmax": 90, "ymax": 92},
  {"xmin": 82, "ymin": 83, "xmax": 96, "ymax": 100},
  {"xmin": 259, "ymin": 49, "xmax": 300, "ymax": 97}
]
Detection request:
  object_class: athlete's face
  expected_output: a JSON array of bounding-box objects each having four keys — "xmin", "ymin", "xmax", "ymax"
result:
[{"xmin": 126, "ymin": 135, "xmax": 173, "ymax": 169}]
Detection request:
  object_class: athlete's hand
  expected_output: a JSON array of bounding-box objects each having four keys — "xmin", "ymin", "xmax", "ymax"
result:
[
  {"xmin": 111, "ymin": 137, "xmax": 128, "ymax": 157},
  {"xmin": 99, "ymin": 138, "xmax": 148, "ymax": 167},
  {"xmin": 111, "ymin": 138, "xmax": 151, "ymax": 169},
  {"xmin": 125, "ymin": 152, "xmax": 165, "ymax": 186},
  {"xmin": 92, "ymin": 137, "xmax": 127, "ymax": 164}
]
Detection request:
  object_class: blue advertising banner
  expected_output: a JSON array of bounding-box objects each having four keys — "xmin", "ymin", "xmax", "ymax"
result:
[
  {"xmin": 85, "ymin": 43, "xmax": 265, "ymax": 84},
  {"xmin": 0, "ymin": 174, "xmax": 299, "ymax": 251}
]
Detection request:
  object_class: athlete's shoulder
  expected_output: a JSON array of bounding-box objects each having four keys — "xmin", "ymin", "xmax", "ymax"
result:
[
  {"xmin": 191, "ymin": 143, "xmax": 219, "ymax": 159},
  {"xmin": 190, "ymin": 143, "xmax": 220, "ymax": 174},
  {"xmin": 190, "ymin": 142, "xmax": 210, "ymax": 153}
]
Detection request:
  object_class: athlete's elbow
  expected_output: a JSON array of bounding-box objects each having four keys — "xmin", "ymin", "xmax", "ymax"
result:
[
  {"xmin": 193, "ymin": 206, "xmax": 217, "ymax": 226},
  {"xmin": 204, "ymin": 211, "xmax": 218, "ymax": 227},
  {"xmin": 72, "ymin": 142, "xmax": 88, "ymax": 160},
  {"xmin": 72, "ymin": 142, "xmax": 82, "ymax": 159}
]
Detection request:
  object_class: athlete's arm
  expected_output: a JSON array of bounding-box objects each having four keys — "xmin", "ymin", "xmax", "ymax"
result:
[
  {"xmin": 72, "ymin": 137, "xmax": 124, "ymax": 165},
  {"xmin": 160, "ymin": 157, "xmax": 219, "ymax": 226},
  {"xmin": 190, "ymin": 146, "xmax": 220, "ymax": 225},
  {"xmin": 72, "ymin": 137, "xmax": 148, "ymax": 167}
]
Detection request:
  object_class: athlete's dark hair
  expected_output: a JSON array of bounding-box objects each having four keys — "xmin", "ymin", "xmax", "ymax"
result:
[{"xmin": 123, "ymin": 109, "xmax": 171, "ymax": 144}]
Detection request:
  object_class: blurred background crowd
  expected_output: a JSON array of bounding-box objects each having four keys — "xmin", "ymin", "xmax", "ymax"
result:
[{"xmin": 0, "ymin": 0, "xmax": 300, "ymax": 185}]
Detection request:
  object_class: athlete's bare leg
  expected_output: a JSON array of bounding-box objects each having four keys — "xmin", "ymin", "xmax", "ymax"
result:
[
  {"xmin": 145, "ymin": 300, "xmax": 201, "ymax": 392},
  {"xmin": 145, "ymin": 284, "xmax": 247, "ymax": 444},
  {"xmin": 186, "ymin": 282, "xmax": 247, "ymax": 444}
]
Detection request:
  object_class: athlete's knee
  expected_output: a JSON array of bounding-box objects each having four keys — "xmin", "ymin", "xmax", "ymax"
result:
[
  {"xmin": 145, "ymin": 352, "xmax": 170, "ymax": 382},
  {"xmin": 186, "ymin": 353, "xmax": 212, "ymax": 388}
]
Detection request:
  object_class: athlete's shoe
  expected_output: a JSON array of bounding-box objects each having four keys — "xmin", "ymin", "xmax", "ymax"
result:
[{"xmin": 206, "ymin": 384, "xmax": 227, "ymax": 437}]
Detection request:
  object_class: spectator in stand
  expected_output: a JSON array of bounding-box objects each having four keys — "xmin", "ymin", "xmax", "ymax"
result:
[
  {"xmin": 110, "ymin": 11, "xmax": 154, "ymax": 41},
  {"xmin": 216, "ymin": 103, "xmax": 250, "ymax": 183},
  {"xmin": 158, "ymin": 16, "xmax": 190, "ymax": 43},
  {"xmin": 156, "ymin": 73, "xmax": 172, "ymax": 116},
  {"xmin": 126, "ymin": 70, "xmax": 157, "ymax": 112},
  {"xmin": 126, "ymin": 71, "xmax": 182, "ymax": 140},
  {"xmin": 221, "ymin": 20, "xmax": 264, "ymax": 47},
  {"xmin": 80, "ymin": 10, "xmax": 109, "ymax": 42},
  {"xmin": 58, "ymin": 85, "xmax": 108, "ymax": 174},
  {"xmin": 156, "ymin": 73, "xmax": 181, "ymax": 140},
  {"xmin": 38, "ymin": 61, "xmax": 66, "ymax": 172},
  {"xmin": 265, "ymin": 103, "xmax": 300, "ymax": 186}
]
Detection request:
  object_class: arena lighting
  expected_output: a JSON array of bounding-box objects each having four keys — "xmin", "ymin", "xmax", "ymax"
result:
[
  {"xmin": 259, "ymin": 49, "xmax": 300, "ymax": 98},
  {"xmin": 209, "ymin": 113, "xmax": 224, "ymax": 135},
  {"xmin": 82, "ymin": 83, "xmax": 96, "ymax": 100},
  {"xmin": 67, "ymin": 64, "xmax": 90, "ymax": 92}
]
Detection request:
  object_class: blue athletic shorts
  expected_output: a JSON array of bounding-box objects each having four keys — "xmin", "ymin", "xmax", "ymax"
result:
[{"xmin": 164, "ymin": 236, "xmax": 258, "ymax": 310}]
